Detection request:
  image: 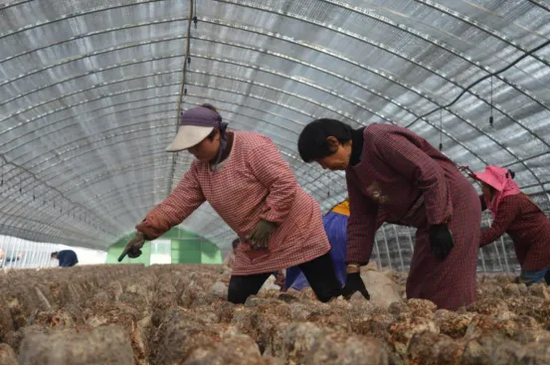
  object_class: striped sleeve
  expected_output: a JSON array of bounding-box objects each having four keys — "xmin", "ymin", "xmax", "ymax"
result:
[
  {"xmin": 247, "ymin": 142, "xmax": 297, "ymax": 225},
  {"xmin": 345, "ymin": 171, "xmax": 379, "ymax": 265},
  {"xmin": 136, "ymin": 162, "xmax": 206, "ymax": 239},
  {"xmin": 480, "ymin": 195, "xmax": 519, "ymax": 247}
]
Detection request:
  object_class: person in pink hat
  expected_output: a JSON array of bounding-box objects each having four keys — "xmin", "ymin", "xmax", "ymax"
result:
[
  {"xmin": 473, "ymin": 165, "xmax": 550, "ymax": 285},
  {"xmin": 119, "ymin": 104, "xmax": 342, "ymax": 303}
]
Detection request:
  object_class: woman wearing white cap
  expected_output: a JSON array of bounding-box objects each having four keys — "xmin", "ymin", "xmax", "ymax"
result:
[{"xmin": 119, "ymin": 104, "xmax": 342, "ymax": 303}]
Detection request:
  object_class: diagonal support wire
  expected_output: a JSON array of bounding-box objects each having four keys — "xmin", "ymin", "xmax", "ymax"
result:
[
  {"xmin": 0, "ymin": 154, "xmax": 119, "ymax": 236},
  {"xmin": 167, "ymin": 0, "xmax": 195, "ymax": 196}
]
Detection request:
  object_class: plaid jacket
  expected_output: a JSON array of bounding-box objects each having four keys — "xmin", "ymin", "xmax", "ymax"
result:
[{"xmin": 481, "ymin": 194, "xmax": 550, "ymax": 271}]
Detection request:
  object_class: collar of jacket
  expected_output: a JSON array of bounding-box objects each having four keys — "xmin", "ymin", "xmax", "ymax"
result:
[{"xmin": 350, "ymin": 127, "xmax": 365, "ymax": 166}]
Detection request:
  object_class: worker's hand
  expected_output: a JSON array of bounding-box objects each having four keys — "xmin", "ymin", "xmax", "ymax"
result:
[
  {"xmin": 342, "ymin": 272, "xmax": 370, "ymax": 300},
  {"xmin": 118, "ymin": 232, "xmax": 146, "ymax": 262},
  {"xmin": 247, "ymin": 220, "xmax": 277, "ymax": 251},
  {"xmin": 429, "ymin": 224, "xmax": 455, "ymax": 261}
]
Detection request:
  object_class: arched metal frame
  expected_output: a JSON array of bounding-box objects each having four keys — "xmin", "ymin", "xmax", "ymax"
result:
[{"xmin": 0, "ymin": 0, "xmax": 549, "ymax": 274}]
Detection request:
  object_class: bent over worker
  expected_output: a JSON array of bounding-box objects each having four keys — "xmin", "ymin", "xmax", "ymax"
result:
[
  {"xmin": 119, "ymin": 104, "xmax": 342, "ymax": 304},
  {"xmin": 51, "ymin": 250, "xmax": 78, "ymax": 267},
  {"xmin": 298, "ymin": 119, "xmax": 481, "ymax": 310},
  {"xmin": 472, "ymin": 166, "xmax": 550, "ymax": 285}
]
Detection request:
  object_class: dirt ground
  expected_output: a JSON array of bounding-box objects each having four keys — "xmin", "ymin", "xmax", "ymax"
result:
[{"xmin": 1, "ymin": 263, "xmax": 549, "ymax": 364}]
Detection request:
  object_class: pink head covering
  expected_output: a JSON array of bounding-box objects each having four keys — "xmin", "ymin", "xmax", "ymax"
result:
[{"xmin": 473, "ymin": 165, "xmax": 521, "ymax": 216}]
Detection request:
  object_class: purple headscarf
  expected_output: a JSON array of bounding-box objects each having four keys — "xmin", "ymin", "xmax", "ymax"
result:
[{"xmin": 180, "ymin": 106, "xmax": 228, "ymax": 171}]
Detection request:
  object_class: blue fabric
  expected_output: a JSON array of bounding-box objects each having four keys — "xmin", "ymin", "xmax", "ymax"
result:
[
  {"xmin": 520, "ymin": 268, "xmax": 550, "ymax": 285},
  {"xmin": 57, "ymin": 250, "xmax": 78, "ymax": 267},
  {"xmin": 285, "ymin": 266, "xmax": 305, "ymax": 290},
  {"xmin": 286, "ymin": 212, "xmax": 348, "ymax": 290}
]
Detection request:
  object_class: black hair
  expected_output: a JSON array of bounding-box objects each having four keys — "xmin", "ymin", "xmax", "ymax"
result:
[
  {"xmin": 507, "ymin": 169, "xmax": 516, "ymax": 179},
  {"xmin": 232, "ymin": 238, "xmax": 240, "ymax": 249},
  {"xmin": 51, "ymin": 252, "xmax": 58, "ymax": 257},
  {"xmin": 206, "ymin": 128, "xmax": 218, "ymax": 141},
  {"xmin": 202, "ymin": 103, "xmax": 221, "ymax": 141},
  {"xmin": 201, "ymin": 103, "xmax": 218, "ymax": 112},
  {"xmin": 298, "ymin": 119, "xmax": 354, "ymax": 162}
]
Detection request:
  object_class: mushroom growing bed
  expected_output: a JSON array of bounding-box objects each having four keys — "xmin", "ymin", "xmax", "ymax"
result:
[{"xmin": 1, "ymin": 264, "xmax": 549, "ymax": 364}]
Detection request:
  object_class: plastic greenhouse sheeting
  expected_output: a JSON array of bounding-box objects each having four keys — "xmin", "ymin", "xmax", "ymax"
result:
[{"xmin": 1, "ymin": 0, "xmax": 550, "ymax": 273}]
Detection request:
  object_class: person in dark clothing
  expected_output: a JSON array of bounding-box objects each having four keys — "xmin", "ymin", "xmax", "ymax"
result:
[
  {"xmin": 472, "ymin": 165, "xmax": 550, "ymax": 285},
  {"xmin": 298, "ymin": 119, "xmax": 481, "ymax": 310},
  {"xmin": 51, "ymin": 250, "xmax": 78, "ymax": 267}
]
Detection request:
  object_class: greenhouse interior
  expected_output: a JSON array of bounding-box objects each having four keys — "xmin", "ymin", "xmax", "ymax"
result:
[{"xmin": 1, "ymin": 0, "xmax": 550, "ymax": 364}]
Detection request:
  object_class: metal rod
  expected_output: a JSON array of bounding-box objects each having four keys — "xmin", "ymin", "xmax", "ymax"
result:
[
  {"xmin": 380, "ymin": 227, "xmax": 393, "ymax": 271},
  {"xmin": 167, "ymin": 0, "xmax": 195, "ymax": 195},
  {"xmin": 374, "ymin": 237, "xmax": 382, "ymax": 269},
  {"xmin": 37, "ymin": 246, "xmax": 45, "ymax": 268},
  {"xmin": 392, "ymin": 225, "xmax": 405, "ymax": 271},
  {"xmin": 499, "ymin": 237, "xmax": 510, "ymax": 274},
  {"xmin": 7, "ymin": 236, "xmax": 17, "ymax": 268},
  {"xmin": 486, "ymin": 216, "xmax": 504, "ymax": 272},
  {"xmin": 0, "ymin": 235, "xmax": 5, "ymax": 268},
  {"xmin": 26, "ymin": 241, "xmax": 32, "ymax": 268},
  {"xmin": 479, "ymin": 245, "xmax": 487, "ymax": 274}
]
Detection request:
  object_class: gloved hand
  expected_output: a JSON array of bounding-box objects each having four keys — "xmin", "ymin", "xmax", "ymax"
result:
[
  {"xmin": 247, "ymin": 220, "xmax": 277, "ymax": 251},
  {"xmin": 341, "ymin": 272, "xmax": 370, "ymax": 300},
  {"xmin": 118, "ymin": 232, "xmax": 146, "ymax": 262},
  {"xmin": 429, "ymin": 224, "xmax": 455, "ymax": 261}
]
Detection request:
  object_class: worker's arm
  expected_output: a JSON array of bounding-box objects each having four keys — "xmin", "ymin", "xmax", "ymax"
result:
[
  {"xmin": 247, "ymin": 140, "xmax": 297, "ymax": 225},
  {"xmin": 345, "ymin": 171, "xmax": 379, "ymax": 265},
  {"xmin": 480, "ymin": 196, "xmax": 520, "ymax": 247},
  {"xmin": 136, "ymin": 162, "xmax": 206, "ymax": 240},
  {"xmin": 343, "ymin": 174, "xmax": 374, "ymax": 300},
  {"xmin": 373, "ymin": 130, "xmax": 452, "ymax": 225},
  {"xmin": 120, "ymin": 167, "xmax": 206, "ymax": 263}
]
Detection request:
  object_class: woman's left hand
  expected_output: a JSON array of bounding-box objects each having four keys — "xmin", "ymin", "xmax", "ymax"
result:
[
  {"xmin": 429, "ymin": 224, "xmax": 455, "ymax": 261},
  {"xmin": 247, "ymin": 220, "xmax": 277, "ymax": 251}
]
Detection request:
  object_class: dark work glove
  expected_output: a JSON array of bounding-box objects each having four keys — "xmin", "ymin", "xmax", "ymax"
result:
[
  {"xmin": 341, "ymin": 272, "xmax": 370, "ymax": 300},
  {"xmin": 429, "ymin": 224, "xmax": 455, "ymax": 261},
  {"xmin": 118, "ymin": 232, "xmax": 146, "ymax": 262},
  {"xmin": 247, "ymin": 220, "xmax": 277, "ymax": 251}
]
